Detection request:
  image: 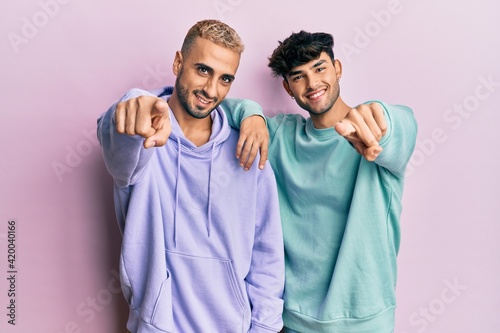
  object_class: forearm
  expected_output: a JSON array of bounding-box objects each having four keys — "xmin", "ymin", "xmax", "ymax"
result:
[{"xmin": 221, "ymin": 98, "xmax": 266, "ymax": 129}]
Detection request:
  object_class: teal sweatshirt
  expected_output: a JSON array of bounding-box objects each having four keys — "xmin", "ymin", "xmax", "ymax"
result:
[{"xmin": 222, "ymin": 99, "xmax": 417, "ymax": 333}]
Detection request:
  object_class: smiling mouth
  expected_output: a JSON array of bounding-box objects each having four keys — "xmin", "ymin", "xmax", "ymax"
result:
[
  {"xmin": 306, "ymin": 89, "xmax": 326, "ymax": 100},
  {"xmin": 194, "ymin": 89, "xmax": 219, "ymax": 106},
  {"xmin": 197, "ymin": 94, "xmax": 211, "ymax": 104}
]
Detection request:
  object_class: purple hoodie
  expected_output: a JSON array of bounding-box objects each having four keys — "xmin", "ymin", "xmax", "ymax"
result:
[{"xmin": 97, "ymin": 87, "xmax": 284, "ymax": 333}]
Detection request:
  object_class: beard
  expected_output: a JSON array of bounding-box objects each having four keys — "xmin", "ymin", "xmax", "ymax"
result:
[
  {"xmin": 296, "ymin": 83, "xmax": 340, "ymax": 116},
  {"xmin": 175, "ymin": 69, "xmax": 220, "ymax": 119}
]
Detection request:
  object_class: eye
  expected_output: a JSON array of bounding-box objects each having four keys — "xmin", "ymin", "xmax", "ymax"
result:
[
  {"xmin": 220, "ymin": 76, "xmax": 234, "ymax": 85},
  {"xmin": 292, "ymin": 75, "xmax": 303, "ymax": 82},
  {"xmin": 316, "ymin": 67, "xmax": 326, "ymax": 73},
  {"xmin": 198, "ymin": 66, "xmax": 209, "ymax": 75}
]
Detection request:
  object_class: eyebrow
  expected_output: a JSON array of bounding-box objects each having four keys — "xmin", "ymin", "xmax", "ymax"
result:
[
  {"xmin": 194, "ymin": 62, "xmax": 236, "ymax": 81},
  {"xmin": 287, "ymin": 59, "xmax": 327, "ymax": 77},
  {"xmin": 195, "ymin": 63, "xmax": 214, "ymax": 74}
]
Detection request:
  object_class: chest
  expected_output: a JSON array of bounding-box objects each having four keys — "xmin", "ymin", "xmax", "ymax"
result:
[{"xmin": 269, "ymin": 134, "xmax": 361, "ymax": 210}]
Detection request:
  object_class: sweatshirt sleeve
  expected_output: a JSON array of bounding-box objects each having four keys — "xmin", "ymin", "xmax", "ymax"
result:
[
  {"xmin": 97, "ymin": 88, "xmax": 158, "ymax": 188},
  {"xmin": 220, "ymin": 98, "xmax": 292, "ymax": 141},
  {"xmin": 220, "ymin": 98, "xmax": 267, "ymax": 129},
  {"xmin": 373, "ymin": 101, "xmax": 418, "ymax": 178},
  {"xmin": 246, "ymin": 170, "xmax": 285, "ymax": 333}
]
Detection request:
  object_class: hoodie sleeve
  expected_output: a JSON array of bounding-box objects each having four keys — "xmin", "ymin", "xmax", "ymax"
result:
[
  {"xmin": 373, "ymin": 101, "xmax": 418, "ymax": 178},
  {"xmin": 247, "ymin": 170, "xmax": 285, "ymax": 333},
  {"xmin": 97, "ymin": 88, "xmax": 158, "ymax": 188}
]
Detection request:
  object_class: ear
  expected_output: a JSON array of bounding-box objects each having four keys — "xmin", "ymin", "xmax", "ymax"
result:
[
  {"xmin": 333, "ymin": 59, "xmax": 343, "ymax": 81},
  {"xmin": 172, "ymin": 51, "xmax": 183, "ymax": 76},
  {"xmin": 282, "ymin": 79, "xmax": 294, "ymax": 98}
]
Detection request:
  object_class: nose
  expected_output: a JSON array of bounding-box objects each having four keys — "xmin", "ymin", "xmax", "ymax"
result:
[
  {"xmin": 306, "ymin": 75, "xmax": 320, "ymax": 91},
  {"xmin": 202, "ymin": 76, "xmax": 217, "ymax": 99}
]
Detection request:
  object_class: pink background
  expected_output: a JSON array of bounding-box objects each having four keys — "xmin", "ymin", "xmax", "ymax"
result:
[{"xmin": 1, "ymin": 0, "xmax": 499, "ymax": 332}]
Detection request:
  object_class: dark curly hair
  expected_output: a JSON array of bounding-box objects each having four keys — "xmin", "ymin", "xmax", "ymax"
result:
[{"xmin": 268, "ymin": 31, "xmax": 334, "ymax": 79}]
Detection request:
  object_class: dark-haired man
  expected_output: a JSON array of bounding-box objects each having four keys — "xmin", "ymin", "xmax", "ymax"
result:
[{"xmin": 222, "ymin": 30, "xmax": 417, "ymax": 333}]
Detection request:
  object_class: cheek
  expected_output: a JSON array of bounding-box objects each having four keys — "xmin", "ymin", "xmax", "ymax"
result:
[
  {"xmin": 290, "ymin": 85, "xmax": 304, "ymax": 98},
  {"xmin": 181, "ymin": 69, "xmax": 205, "ymax": 86},
  {"xmin": 217, "ymin": 84, "xmax": 231, "ymax": 97},
  {"xmin": 329, "ymin": 73, "xmax": 339, "ymax": 85},
  {"xmin": 292, "ymin": 80, "xmax": 307, "ymax": 91}
]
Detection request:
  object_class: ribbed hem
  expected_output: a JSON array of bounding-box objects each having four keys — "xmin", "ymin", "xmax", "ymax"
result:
[
  {"xmin": 283, "ymin": 305, "xmax": 395, "ymax": 333},
  {"xmin": 127, "ymin": 308, "xmax": 273, "ymax": 333}
]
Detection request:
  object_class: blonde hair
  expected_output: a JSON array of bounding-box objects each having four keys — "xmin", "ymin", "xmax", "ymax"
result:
[{"xmin": 181, "ymin": 19, "xmax": 245, "ymax": 55}]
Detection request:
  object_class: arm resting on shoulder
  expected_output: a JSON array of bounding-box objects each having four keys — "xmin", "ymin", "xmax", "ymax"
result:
[{"xmin": 221, "ymin": 99, "xmax": 270, "ymax": 170}]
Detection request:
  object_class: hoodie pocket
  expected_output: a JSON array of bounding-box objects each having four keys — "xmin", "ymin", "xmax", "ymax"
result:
[
  {"xmin": 149, "ymin": 271, "xmax": 174, "ymax": 332},
  {"xmin": 166, "ymin": 251, "xmax": 248, "ymax": 331},
  {"xmin": 119, "ymin": 256, "xmax": 133, "ymax": 307}
]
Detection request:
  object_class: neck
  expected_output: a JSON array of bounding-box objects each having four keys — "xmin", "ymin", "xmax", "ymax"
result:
[
  {"xmin": 168, "ymin": 92, "xmax": 213, "ymax": 147},
  {"xmin": 310, "ymin": 96, "xmax": 352, "ymax": 129}
]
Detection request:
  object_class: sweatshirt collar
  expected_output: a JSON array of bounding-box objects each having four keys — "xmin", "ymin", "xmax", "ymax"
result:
[{"xmin": 306, "ymin": 118, "xmax": 341, "ymax": 141}]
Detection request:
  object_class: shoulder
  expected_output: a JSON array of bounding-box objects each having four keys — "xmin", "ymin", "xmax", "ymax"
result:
[
  {"xmin": 266, "ymin": 112, "xmax": 307, "ymax": 130},
  {"xmin": 221, "ymin": 98, "xmax": 263, "ymax": 113}
]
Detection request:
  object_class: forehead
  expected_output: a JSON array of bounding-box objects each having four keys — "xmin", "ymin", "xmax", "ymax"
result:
[{"xmin": 184, "ymin": 37, "xmax": 240, "ymax": 75}]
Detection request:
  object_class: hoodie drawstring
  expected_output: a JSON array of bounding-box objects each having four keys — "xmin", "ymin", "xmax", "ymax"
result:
[
  {"xmin": 173, "ymin": 139, "xmax": 216, "ymax": 247},
  {"xmin": 207, "ymin": 142, "xmax": 216, "ymax": 238},
  {"xmin": 174, "ymin": 138, "xmax": 181, "ymax": 247}
]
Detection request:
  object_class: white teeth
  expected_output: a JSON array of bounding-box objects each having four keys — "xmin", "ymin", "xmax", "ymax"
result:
[
  {"xmin": 197, "ymin": 95, "xmax": 210, "ymax": 104},
  {"xmin": 309, "ymin": 90, "xmax": 325, "ymax": 99}
]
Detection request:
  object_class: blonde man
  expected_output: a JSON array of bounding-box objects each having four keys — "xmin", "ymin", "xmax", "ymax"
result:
[{"xmin": 98, "ymin": 20, "xmax": 284, "ymax": 333}]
